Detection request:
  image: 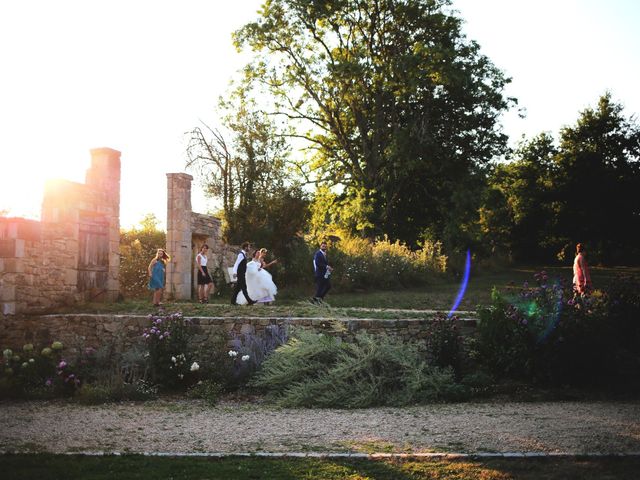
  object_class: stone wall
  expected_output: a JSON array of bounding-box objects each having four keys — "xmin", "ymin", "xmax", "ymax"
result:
[
  {"xmin": 0, "ymin": 314, "xmax": 477, "ymax": 354},
  {"xmin": 0, "ymin": 148, "xmax": 121, "ymax": 315},
  {"xmin": 166, "ymin": 174, "xmax": 235, "ymax": 300}
]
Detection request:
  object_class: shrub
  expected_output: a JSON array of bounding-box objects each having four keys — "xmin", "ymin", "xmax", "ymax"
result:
[
  {"xmin": 143, "ymin": 312, "xmax": 199, "ymax": 390},
  {"xmin": 425, "ymin": 313, "xmax": 465, "ymax": 377},
  {"xmin": 476, "ymin": 272, "xmax": 640, "ymax": 389},
  {"xmin": 187, "ymin": 380, "xmax": 224, "ymax": 406},
  {"xmin": 0, "ymin": 341, "xmax": 80, "ymax": 399},
  {"xmin": 252, "ymin": 330, "xmax": 460, "ymax": 408}
]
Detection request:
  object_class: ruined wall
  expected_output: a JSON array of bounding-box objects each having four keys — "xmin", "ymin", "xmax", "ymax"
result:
[
  {"xmin": 166, "ymin": 174, "xmax": 235, "ymax": 300},
  {"xmin": 0, "ymin": 148, "xmax": 121, "ymax": 314}
]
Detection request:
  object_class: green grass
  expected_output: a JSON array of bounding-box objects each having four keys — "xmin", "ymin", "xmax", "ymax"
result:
[
  {"xmin": 1, "ymin": 454, "xmax": 639, "ymax": 479},
  {"xmin": 52, "ymin": 265, "xmax": 638, "ymax": 316}
]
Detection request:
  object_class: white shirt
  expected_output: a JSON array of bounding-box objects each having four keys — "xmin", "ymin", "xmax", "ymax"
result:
[
  {"xmin": 196, "ymin": 253, "xmax": 208, "ymax": 267},
  {"xmin": 232, "ymin": 250, "xmax": 248, "ymax": 276}
]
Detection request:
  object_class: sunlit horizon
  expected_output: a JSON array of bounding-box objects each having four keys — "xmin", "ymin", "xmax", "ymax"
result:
[{"xmin": 1, "ymin": 0, "xmax": 638, "ymax": 230}]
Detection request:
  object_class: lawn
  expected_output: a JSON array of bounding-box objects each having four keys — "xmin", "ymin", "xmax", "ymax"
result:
[
  {"xmin": 55, "ymin": 265, "xmax": 637, "ymax": 316},
  {"xmin": 1, "ymin": 454, "xmax": 639, "ymax": 480}
]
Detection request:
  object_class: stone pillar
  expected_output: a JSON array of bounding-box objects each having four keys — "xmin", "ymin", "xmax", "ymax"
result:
[
  {"xmin": 87, "ymin": 147, "xmax": 121, "ymax": 301},
  {"xmin": 166, "ymin": 173, "xmax": 193, "ymax": 300}
]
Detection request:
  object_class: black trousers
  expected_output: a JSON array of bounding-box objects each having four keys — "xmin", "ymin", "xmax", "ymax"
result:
[
  {"xmin": 231, "ymin": 277, "xmax": 253, "ymax": 304},
  {"xmin": 315, "ymin": 276, "xmax": 331, "ymax": 299}
]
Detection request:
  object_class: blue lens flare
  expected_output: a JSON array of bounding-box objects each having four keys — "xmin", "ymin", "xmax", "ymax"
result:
[{"xmin": 448, "ymin": 250, "xmax": 471, "ymax": 318}]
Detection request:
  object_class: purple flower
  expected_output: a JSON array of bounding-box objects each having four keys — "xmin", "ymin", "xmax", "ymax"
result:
[
  {"xmin": 45, "ymin": 379, "xmax": 53, "ymax": 387},
  {"xmin": 521, "ymin": 319, "xmax": 528, "ymax": 326},
  {"xmin": 58, "ymin": 360, "xmax": 67, "ymax": 369}
]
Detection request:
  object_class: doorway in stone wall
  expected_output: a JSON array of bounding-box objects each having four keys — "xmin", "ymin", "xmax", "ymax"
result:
[{"xmin": 77, "ymin": 211, "xmax": 109, "ymax": 299}]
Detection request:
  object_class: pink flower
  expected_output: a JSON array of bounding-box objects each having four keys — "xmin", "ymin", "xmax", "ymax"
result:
[
  {"xmin": 45, "ymin": 379, "xmax": 52, "ymax": 387},
  {"xmin": 58, "ymin": 360, "xmax": 67, "ymax": 369}
]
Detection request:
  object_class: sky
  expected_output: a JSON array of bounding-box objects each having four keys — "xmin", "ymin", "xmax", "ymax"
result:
[{"xmin": 0, "ymin": 0, "xmax": 638, "ymax": 229}]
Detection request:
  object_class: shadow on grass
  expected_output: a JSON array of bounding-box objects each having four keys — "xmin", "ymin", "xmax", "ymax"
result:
[{"xmin": 2, "ymin": 454, "xmax": 640, "ymax": 480}]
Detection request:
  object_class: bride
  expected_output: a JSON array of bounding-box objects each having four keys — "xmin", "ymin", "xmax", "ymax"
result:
[{"xmin": 236, "ymin": 249, "xmax": 278, "ymax": 305}]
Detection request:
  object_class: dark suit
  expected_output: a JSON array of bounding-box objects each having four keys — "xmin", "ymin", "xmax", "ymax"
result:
[
  {"xmin": 231, "ymin": 251, "xmax": 254, "ymax": 304},
  {"xmin": 313, "ymin": 249, "xmax": 331, "ymax": 299}
]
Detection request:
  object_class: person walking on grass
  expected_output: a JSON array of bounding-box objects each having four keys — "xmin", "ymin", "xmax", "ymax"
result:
[
  {"xmin": 231, "ymin": 241, "xmax": 256, "ymax": 305},
  {"xmin": 196, "ymin": 244, "xmax": 214, "ymax": 304},
  {"xmin": 573, "ymin": 242, "xmax": 592, "ymax": 296},
  {"xmin": 312, "ymin": 240, "xmax": 333, "ymax": 304},
  {"xmin": 148, "ymin": 248, "xmax": 170, "ymax": 307}
]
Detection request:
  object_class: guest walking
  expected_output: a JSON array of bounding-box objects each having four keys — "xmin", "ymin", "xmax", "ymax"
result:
[
  {"xmin": 148, "ymin": 249, "xmax": 170, "ymax": 307},
  {"xmin": 231, "ymin": 242, "xmax": 255, "ymax": 305},
  {"xmin": 312, "ymin": 240, "xmax": 333, "ymax": 304},
  {"xmin": 573, "ymin": 242, "xmax": 592, "ymax": 296},
  {"xmin": 196, "ymin": 244, "xmax": 214, "ymax": 303}
]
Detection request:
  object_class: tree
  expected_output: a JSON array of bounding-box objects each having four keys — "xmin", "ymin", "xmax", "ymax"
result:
[
  {"xmin": 235, "ymin": 0, "xmax": 514, "ymax": 247},
  {"xmin": 119, "ymin": 215, "xmax": 166, "ymax": 299},
  {"xmin": 479, "ymin": 94, "xmax": 640, "ymax": 264},
  {"xmin": 553, "ymin": 93, "xmax": 640, "ymax": 263},
  {"xmin": 186, "ymin": 88, "xmax": 310, "ymax": 282},
  {"xmin": 480, "ymin": 133, "xmax": 558, "ymax": 261}
]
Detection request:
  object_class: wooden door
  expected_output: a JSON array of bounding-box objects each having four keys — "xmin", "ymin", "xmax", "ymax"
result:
[{"xmin": 77, "ymin": 212, "xmax": 109, "ymax": 294}]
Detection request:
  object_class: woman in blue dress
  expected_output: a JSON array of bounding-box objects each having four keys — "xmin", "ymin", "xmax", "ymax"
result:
[{"xmin": 148, "ymin": 249, "xmax": 170, "ymax": 306}]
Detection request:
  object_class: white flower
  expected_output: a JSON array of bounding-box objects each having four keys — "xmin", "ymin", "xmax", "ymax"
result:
[
  {"xmin": 241, "ymin": 355, "xmax": 250, "ymax": 362},
  {"xmin": 178, "ymin": 374, "xmax": 184, "ymax": 379},
  {"xmin": 190, "ymin": 362, "xmax": 200, "ymax": 372},
  {"xmin": 228, "ymin": 350, "xmax": 238, "ymax": 357},
  {"xmin": 171, "ymin": 356, "xmax": 177, "ymax": 363}
]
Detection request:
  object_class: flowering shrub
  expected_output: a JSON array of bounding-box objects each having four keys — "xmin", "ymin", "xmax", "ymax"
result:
[
  {"xmin": 0, "ymin": 341, "xmax": 80, "ymax": 398},
  {"xmin": 477, "ymin": 272, "xmax": 640, "ymax": 388},
  {"xmin": 425, "ymin": 313, "xmax": 465, "ymax": 377},
  {"xmin": 321, "ymin": 233, "xmax": 447, "ymax": 292},
  {"xmin": 143, "ymin": 312, "xmax": 199, "ymax": 390}
]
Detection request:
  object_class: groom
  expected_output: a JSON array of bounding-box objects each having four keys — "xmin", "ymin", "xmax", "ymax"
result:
[
  {"xmin": 231, "ymin": 242, "xmax": 256, "ymax": 305},
  {"xmin": 312, "ymin": 240, "xmax": 333, "ymax": 303}
]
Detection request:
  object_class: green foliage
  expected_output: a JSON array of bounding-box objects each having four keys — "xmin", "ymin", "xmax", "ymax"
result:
[
  {"xmin": 236, "ymin": 0, "xmax": 513, "ymax": 246},
  {"xmin": 143, "ymin": 312, "xmax": 199, "ymax": 390},
  {"xmin": 313, "ymin": 233, "xmax": 447, "ymax": 292},
  {"xmin": 477, "ymin": 272, "xmax": 640, "ymax": 388},
  {"xmin": 425, "ymin": 313, "xmax": 465, "ymax": 377},
  {"xmin": 252, "ymin": 330, "xmax": 461, "ymax": 408},
  {"xmin": 481, "ymin": 94, "xmax": 640, "ymax": 263},
  {"xmin": 187, "ymin": 379, "xmax": 224, "ymax": 406},
  {"xmin": 119, "ymin": 215, "xmax": 166, "ymax": 299}
]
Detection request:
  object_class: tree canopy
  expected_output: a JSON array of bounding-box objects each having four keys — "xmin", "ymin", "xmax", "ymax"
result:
[{"xmin": 234, "ymin": 0, "xmax": 514, "ymax": 247}]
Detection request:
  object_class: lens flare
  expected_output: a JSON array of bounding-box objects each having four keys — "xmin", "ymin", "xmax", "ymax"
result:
[{"xmin": 448, "ymin": 250, "xmax": 471, "ymax": 318}]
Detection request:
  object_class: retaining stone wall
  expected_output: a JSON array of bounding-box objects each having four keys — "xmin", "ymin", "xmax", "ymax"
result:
[{"xmin": 0, "ymin": 314, "xmax": 477, "ymax": 353}]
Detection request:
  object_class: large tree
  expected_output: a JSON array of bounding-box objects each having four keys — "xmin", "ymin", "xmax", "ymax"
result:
[
  {"xmin": 553, "ymin": 94, "xmax": 640, "ymax": 263},
  {"xmin": 235, "ymin": 0, "xmax": 513, "ymax": 246},
  {"xmin": 480, "ymin": 94, "xmax": 640, "ymax": 264}
]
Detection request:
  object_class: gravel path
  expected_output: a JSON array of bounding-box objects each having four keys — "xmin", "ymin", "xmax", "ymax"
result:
[{"xmin": 1, "ymin": 400, "xmax": 639, "ymax": 455}]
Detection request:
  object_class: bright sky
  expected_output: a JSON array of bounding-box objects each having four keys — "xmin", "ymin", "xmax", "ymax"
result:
[{"xmin": 1, "ymin": 0, "xmax": 638, "ymax": 229}]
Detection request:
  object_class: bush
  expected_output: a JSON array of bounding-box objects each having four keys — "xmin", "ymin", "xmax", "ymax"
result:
[
  {"xmin": 252, "ymin": 330, "xmax": 460, "ymax": 408},
  {"xmin": 425, "ymin": 313, "xmax": 465, "ymax": 377},
  {"xmin": 476, "ymin": 272, "xmax": 640, "ymax": 389},
  {"xmin": 119, "ymin": 219, "xmax": 166, "ymax": 299},
  {"xmin": 1, "ymin": 341, "xmax": 80, "ymax": 399},
  {"xmin": 143, "ymin": 312, "xmax": 200, "ymax": 391},
  {"xmin": 187, "ymin": 380, "xmax": 224, "ymax": 406}
]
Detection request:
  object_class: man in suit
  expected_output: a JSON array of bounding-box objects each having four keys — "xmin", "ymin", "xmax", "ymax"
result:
[
  {"xmin": 231, "ymin": 242, "xmax": 256, "ymax": 305},
  {"xmin": 312, "ymin": 240, "xmax": 333, "ymax": 303}
]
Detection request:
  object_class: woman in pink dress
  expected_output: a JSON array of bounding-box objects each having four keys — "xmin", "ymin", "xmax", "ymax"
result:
[{"xmin": 573, "ymin": 243, "xmax": 592, "ymax": 296}]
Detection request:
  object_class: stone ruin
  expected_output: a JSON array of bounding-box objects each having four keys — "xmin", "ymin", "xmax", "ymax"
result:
[
  {"xmin": 165, "ymin": 172, "xmax": 237, "ymax": 300},
  {"xmin": 0, "ymin": 148, "xmax": 234, "ymax": 315},
  {"xmin": 0, "ymin": 148, "xmax": 121, "ymax": 315}
]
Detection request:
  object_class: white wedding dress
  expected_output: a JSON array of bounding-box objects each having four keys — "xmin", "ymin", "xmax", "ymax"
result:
[{"xmin": 236, "ymin": 259, "xmax": 278, "ymax": 305}]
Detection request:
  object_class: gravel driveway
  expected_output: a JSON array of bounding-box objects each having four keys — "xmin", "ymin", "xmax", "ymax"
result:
[{"xmin": 2, "ymin": 400, "xmax": 639, "ymax": 455}]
